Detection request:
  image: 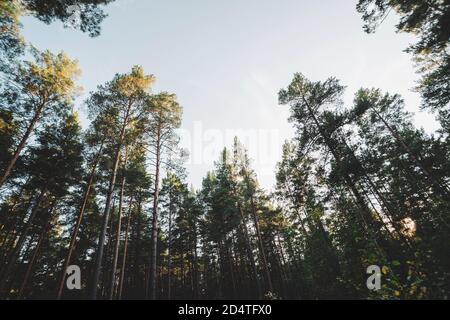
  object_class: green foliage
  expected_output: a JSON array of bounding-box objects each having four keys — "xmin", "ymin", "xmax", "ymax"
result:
[
  {"xmin": 0, "ymin": 0, "xmax": 449, "ymax": 301},
  {"xmin": 16, "ymin": 0, "xmax": 115, "ymax": 37},
  {"xmin": 0, "ymin": 0, "xmax": 24, "ymax": 63},
  {"xmin": 356, "ymin": 0, "xmax": 450, "ymax": 128}
]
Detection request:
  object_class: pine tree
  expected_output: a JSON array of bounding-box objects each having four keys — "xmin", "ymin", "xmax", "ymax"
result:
[
  {"xmin": 145, "ymin": 92, "xmax": 182, "ymax": 299},
  {"xmin": 88, "ymin": 66, "xmax": 154, "ymax": 299},
  {"xmin": 0, "ymin": 112, "xmax": 83, "ymax": 298},
  {"xmin": 0, "ymin": 48, "xmax": 80, "ymax": 187}
]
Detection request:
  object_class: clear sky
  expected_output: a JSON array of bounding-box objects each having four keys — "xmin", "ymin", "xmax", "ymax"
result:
[{"xmin": 21, "ymin": 0, "xmax": 439, "ymax": 191}]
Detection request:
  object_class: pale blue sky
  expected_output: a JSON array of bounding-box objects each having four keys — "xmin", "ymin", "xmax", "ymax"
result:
[{"xmin": 22, "ymin": 0, "xmax": 439, "ymax": 190}]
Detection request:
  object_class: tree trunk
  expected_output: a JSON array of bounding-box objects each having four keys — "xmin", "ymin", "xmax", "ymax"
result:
[
  {"xmin": 339, "ymin": 138, "xmax": 414, "ymax": 249},
  {"xmin": 167, "ymin": 185, "xmax": 173, "ymax": 300},
  {"xmin": 148, "ymin": 121, "xmax": 162, "ymax": 300},
  {"xmin": 133, "ymin": 192, "xmax": 143, "ymax": 296},
  {"xmin": 0, "ymin": 101, "xmax": 46, "ymax": 186},
  {"xmin": 227, "ymin": 243, "xmax": 237, "ymax": 298},
  {"xmin": 118, "ymin": 195, "xmax": 133, "ymax": 300},
  {"xmin": 108, "ymin": 174, "xmax": 126, "ymax": 300},
  {"xmin": 249, "ymin": 195, "xmax": 273, "ymax": 294},
  {"xmin": 90, "ymin": 101, "xmax": 132, "ymax": 300},
  {"xmin": 372, "ymin": 107, "xmax": 450, "ymax": 196},
  {"xmin": 0, "ymin": 193, "xmax": 34, "ymax": 266},
  {"xmin": 17, "ymin": 206, "xmax": 55, "ymax": 300},
  {"xmin": 192, "ymin": 237, "xmax": 199, "ymax": 299},
  {"xmin": 304, "ymin": 100, "xmax": 381, "ymax": 235},
  {"xmin": 0, "ymin": 189, "xmax": 46, "ymax": 296},
  {"xmin": 57, "ymin": 142, "xmax": 103, "ymax": 299},
  {"xmin": 101, "ymin": 196, "xmax": 117, "ymax": 297},
  {"xmin": 237, "ymin": 203, "xmax": 262, "ymax": 298}
]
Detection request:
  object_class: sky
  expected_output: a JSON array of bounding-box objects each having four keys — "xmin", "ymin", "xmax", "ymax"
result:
[{"xmin": 21, "ymin": 0, "xmax": 439, "ymax": 191}]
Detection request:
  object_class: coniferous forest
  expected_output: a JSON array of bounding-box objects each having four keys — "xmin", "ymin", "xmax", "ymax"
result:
[{"xmin": 0, "ymin": 0, "xmax": 449, "ymax": 300}]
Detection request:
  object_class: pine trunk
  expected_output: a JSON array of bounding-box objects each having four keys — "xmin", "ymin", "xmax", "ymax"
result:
[
  {"xmin": 118, "ymin": 195, "xmax": 133, "ymax": 300},
  {"xmin": 57, "ymin": 142, "xmax": 103, "ymax": 299},
  {"xmin": 148, "ymin": 121, "xmax": 162, "ymax": 300},
  {"xmin": 0, "ymin": 101, "xmax": 46, "ymax": 186},
  {"xmin": 90, "ymin": 101, "xmax": 132, "ymax": 299}
]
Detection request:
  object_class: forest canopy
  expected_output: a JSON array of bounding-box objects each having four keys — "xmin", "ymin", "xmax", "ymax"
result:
[{"xmin": 0, "ymin": 0, "xmax": 449, "ymax": 300}]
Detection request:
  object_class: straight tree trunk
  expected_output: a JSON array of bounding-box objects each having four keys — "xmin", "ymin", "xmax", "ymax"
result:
[
  {"xmin": 90, "ymin": 101, "xmax": 132, "ymax": 300},
  {"xmin": 148, "ymin": 121, "xmax": 162, "ymax": 300},
  {"xmin": 303, "ymin": 99, "xmax": 382, "ymax": 236},
  {"xmin": 372, "ymin": 107, "xmax": 450, "ymax": 196},
  {"xmin": 237, "ymin": 203, "xmax": 262, "ymax": 298},
  {"xmin": 17, "ymin": 205, "xmax": 55, "ymax": 299},
  {"xmin": 102, "ymin": 196, "xmax": 117, "ymax": 297},
  {"xmin": 0, "ymin": 177, "xmax": 31, "ymax": 236},
  {"xmin": 192, "ymin": 239, "xmax": 199, "ymax": 299},
  {"xmin": 0, "ymin": 189, "xmax": 46, "ymax": 296},
  {"xmin": 108, "ymin": 174, "xmax": 127, "ymax": 300},
  {"xmin": 57, "ymin": 142, "xmax": 104, "ymax": 299},
  {"xmin": 167, "ymin": 185, "xmax": 173, "ymax": 300},
  {"xmin": 118, "ymin": 196, "xmax": 133, "ymax": 300},
  {"xmin": 338, "ymin": 138, "xmax": 414, "ymax": 249},
  {"xmin": 0, "ymin": 192, "xmax": 34, "ymax": 264},
  {"xmin": 133, "ymin": 192, "xmax": 143, "ymax": 296},
  {"xmin": 229, "ymin": 155, "xmax": 262, "ymax": 299},
  {"xmin": 227, "ymin": 243, "xmax": 237, "ymax": 298},
  {"xmin": 249, "ymin": 195, "xmax": 273, "ymax": 294}
]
